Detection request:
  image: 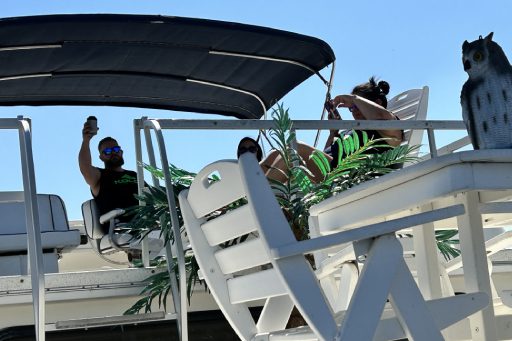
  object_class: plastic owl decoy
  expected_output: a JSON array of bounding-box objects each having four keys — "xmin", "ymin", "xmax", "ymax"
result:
[{"xmin": 461, "ymin": 32, "xmax": 512, "ymax": 149}]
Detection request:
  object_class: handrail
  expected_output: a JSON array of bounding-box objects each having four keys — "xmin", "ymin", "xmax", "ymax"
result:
[
  {"xmin": 150, "ymin": 119, "xmax": 465, "ymax": 130},
  {"xmin": 138, "ymin": 119, "xmax": 188, "ymax": 341},
  {"xmin": 134, "ymin": 119, "xmax": 153, "ymax": 267},
  {"xmin": 0, "ymin": 117, "xmax": 46, "ymax": 341},
  {"xmin": 136, "ymin": 118, "xmax": 467, "ymax": 156},
  {"xmin": 420, "ymin": 136, "xmax": 472, "ymax": 160}
]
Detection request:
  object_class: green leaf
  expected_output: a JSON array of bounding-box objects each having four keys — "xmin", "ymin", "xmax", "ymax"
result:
[
  {"xmin": 352, "ymin": 130, "xmax": 360, "ymax": 153},
  {"xmin": 435, "ymin": 229, "xmax": 461, "ymax": 261},
  {"xmin": 335, "ymin": 138, "xmax": 344, "ymax": 167},
  {"xmin": 309, "ymin": 150, "xmax": 329, "ymax": 177},
  {"xmin": 361, "ymin": 130, "xmax": 368, "ymax": 145},
  {"xmin": 342, "ymin": 134, "xmax": 354, "ymax": 156}
]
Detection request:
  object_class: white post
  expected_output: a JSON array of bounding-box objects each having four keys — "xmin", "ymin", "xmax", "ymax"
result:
[
  {"xmin": 427, "ymin": 128, "xmax": 438, "ymax": 158},
  {"xmin": 18, "ymin": 119, "xmax": 46, "ymax": 341},
  {"xmin": 133, "ymin": 119, "xmax": 150, "ymax": 267},
  {"xmin": 412, "ymin": 204, "xmax": 443, "ymax": 299},
  {"xmin": 456, "ymin": 191, "xmax": 497, "ymax": 341},
  {"xmin": 144, "ymin": 119, "xmax": 188, "ymax": 341}
]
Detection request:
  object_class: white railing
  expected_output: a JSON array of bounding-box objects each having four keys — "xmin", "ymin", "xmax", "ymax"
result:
[
  {"xmin": 134, "ymin": 119, "xmax": 188, "ymax": 341},
  {"xmin": 0, "ymin": 117, "xmax": 45, "ymax": 341},
  {"xmin": 137, "ymin": 118, "xmax": 468, "ymax": 156}
]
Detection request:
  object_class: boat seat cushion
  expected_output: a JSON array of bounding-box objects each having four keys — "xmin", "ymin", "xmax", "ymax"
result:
[
  {"xmin": 0, "ymin": 193, "xmax": 80, "ymax": 252},
  {"xmin": 0, "ymin": 231, "xmax": 81, "ymax": 253}
]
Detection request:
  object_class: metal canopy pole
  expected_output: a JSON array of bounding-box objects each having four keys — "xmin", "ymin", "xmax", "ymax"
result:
[
  {"xmin": 314, "ymin": 60, "xmax": 336, "ymax": 148},
  {"xmin": 140, "ymin": 116, "xmax": 163, "ymax": 187},
  {"xmin": 134, "ymin": 119, "xmax": 151, "ymax": 267},
  {"xmin": 140, "ymin": 119, "xmax": 188, "ymax": 341},
  {"xmin": 17, "ymin": 118, "xmax": 46, "ymax": 341}
]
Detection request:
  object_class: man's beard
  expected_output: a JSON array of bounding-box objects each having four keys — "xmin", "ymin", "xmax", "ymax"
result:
[{"xmin": 105, "ymin": 156, "xmax": 124, "ymax": 168}]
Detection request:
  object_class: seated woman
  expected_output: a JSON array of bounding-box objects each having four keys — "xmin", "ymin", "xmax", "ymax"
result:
[
  {"xmin": 237, "ymin": 77, "xmax": 404, "ymax": 183},
  {"xmin": 325, "ymin": 77, "xmax": 404, "ymax": 169}
]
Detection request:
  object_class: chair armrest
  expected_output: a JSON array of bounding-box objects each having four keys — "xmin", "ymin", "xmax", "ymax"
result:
[
  {"xmin": 444, "ymin": 230, "xmax": 512, "ymax": 273},
  {"xmin": 99, "ymin": 208, "xmax": 126, "ymax": 225},
  {"xmin": 314, "ymin": 243, "xmax": 354, "ymax": 279},
  {"xmin": 420, "ymin": 136, "xmax": 472, "ymax": 161},
  {"xmin": 274, "ymin": 204, "xmax": 465, "ymax": 259}
]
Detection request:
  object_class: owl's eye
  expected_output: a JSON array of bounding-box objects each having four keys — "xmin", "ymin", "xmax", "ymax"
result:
[{"xmin": 473, "ymin": 51, "xmax": 483, "ymax": 62}]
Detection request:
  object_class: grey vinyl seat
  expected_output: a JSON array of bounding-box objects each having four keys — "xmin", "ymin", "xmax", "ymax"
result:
[
  {"xmin": 81, "ymin": 199, "xmax": 164, "ymax": 257},
  {"xmin": 81, "ymin": 199, "xmax": 136, "ymax": 255},
  {"xmin": 0, "ymin": 191, "xmax": 81, "ymax": 275}
]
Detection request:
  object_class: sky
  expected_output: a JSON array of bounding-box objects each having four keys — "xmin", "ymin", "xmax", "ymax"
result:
[{"xmin": 1, "ymin": 0, "xmax": 511, "ymax": 220}]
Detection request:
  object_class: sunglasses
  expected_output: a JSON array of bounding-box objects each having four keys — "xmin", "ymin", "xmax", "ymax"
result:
[
  {"xmin": 237, "ymin": 146, "xmax": 258, "ymax": 155},
  {"xmin": 102, "ymin": 146, "xmax": 122, "ymax": 155}
]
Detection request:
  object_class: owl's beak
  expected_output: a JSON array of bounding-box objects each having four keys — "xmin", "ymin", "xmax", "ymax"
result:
[{"xmin": 463, "ymin": 59, "xmax": 472, "ymax": 71}]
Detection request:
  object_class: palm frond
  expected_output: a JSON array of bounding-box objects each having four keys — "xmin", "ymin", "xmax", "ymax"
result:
[{"xmin": 435, "ymin": 230, "xmax": 461, "ymax": 261}]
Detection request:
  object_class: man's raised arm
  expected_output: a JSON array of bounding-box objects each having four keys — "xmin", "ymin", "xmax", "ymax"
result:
[{"xmin": 79, "ymin": 120, "xmax": 101, "ymax": 196}]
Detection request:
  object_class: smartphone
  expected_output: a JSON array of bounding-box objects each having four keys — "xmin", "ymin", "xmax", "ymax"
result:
[{"xmin": 325, "ymin": 101, "xmax": 340, "ymax": 119}]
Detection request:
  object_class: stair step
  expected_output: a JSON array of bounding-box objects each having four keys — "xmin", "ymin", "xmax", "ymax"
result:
[{"xmin": 55, "ymin": 311, "xmax": 171, "ymax": 329}]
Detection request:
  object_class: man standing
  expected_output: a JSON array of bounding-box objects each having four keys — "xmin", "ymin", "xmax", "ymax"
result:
[{"xmin": 79, "ymin": 119, "xmax": 139, "ymax": 234}]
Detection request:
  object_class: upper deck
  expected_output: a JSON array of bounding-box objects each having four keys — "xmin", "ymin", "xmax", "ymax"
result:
[{"xmin": 0, "ymin": 13, "xmax": 511, "ymax": 341}]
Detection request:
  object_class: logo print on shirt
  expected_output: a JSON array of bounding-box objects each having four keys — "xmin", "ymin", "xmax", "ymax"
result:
[{"xmin": 114, "ymin": 174, "xmax": 137, "ymax": 185}]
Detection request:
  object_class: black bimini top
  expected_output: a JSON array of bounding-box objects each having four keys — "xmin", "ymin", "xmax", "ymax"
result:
[{"xmin": 0, "ymin": 14, "xmax": 335, "ymax": 119}]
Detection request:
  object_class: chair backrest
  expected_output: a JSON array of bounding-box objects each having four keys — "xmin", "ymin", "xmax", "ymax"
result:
[
  {"xmin": 387, "ymin": 86, "xmax": 429, "ymax": 148},
  {"xmin": 180, "ymin": 156, "xmax": 337, "ymax": 340},
  {"xmin": 0, "ymin": 192, "xmax": 80, "ymax": 255},
  {"xmin": 0, "ymin": 191, "xmax": 70, "ymax": 234},
  {"xmin": 179, "ymin": 160, "xmax": 286, "ymax": 340},
  {"xmin": 81, "ymin": 199, "xmax": 104, "ymax": 240}
]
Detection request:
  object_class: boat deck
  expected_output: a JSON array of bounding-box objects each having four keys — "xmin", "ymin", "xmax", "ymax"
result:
[{"xmin": 1, "ymin": 309, "xmax": 247, "ymax": 341}]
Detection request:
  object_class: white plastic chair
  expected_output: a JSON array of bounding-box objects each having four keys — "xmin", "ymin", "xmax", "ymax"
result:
[
  {"xmin": 310, "ymin": 86, "xmax": 430, "ymax": 310},
  {"xmin": 441, "ymin": 228, "xmax": 512, "ymax": 308},
  {"xmin": 179, "ymin": 153, "xmax": 488, "ymax": 341},
  {"xmin": 387, "ymin": 86, "xmax": 429, "ymax": 151}
]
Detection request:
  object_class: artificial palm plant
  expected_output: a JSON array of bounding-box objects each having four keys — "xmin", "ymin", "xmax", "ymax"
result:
[{"xmin": 124, "ymin": 104, "xmax": 458, "ymax": 314}]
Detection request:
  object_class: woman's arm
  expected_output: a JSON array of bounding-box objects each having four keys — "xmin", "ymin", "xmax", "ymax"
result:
[{"xmin": 332, "ymin": 94, "xmax": 403, "ymax": 146}]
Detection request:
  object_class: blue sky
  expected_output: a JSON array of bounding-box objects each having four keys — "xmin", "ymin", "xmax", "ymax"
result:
[{"xmin": 1, "ymin": 1, "xmax": 511, "ymax": 219}]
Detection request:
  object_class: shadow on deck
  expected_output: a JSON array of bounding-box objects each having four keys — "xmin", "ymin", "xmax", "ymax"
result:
[{"xmin": 0, "ymin": 309, "xmax": 255, "ymax": 341}]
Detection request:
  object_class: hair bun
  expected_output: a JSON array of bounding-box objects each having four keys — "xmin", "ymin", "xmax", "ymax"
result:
[{"xmin": 377, "ymin": 80, "xmax": 390, "ymax": 95}]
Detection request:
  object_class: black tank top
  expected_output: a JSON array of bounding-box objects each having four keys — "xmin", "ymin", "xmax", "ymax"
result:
[{"xmin": 93, "ymin": 168, "xmax": 139, "ymax": 232}]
